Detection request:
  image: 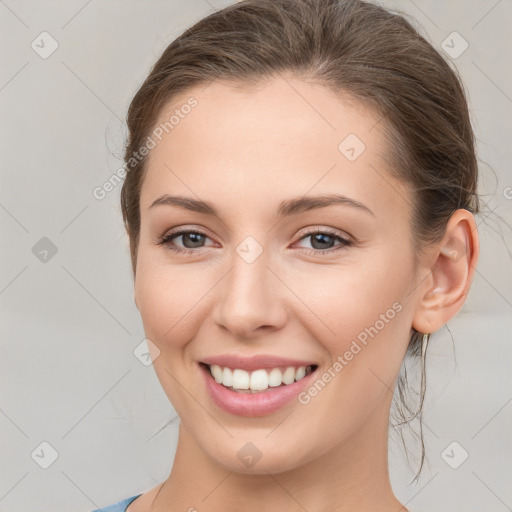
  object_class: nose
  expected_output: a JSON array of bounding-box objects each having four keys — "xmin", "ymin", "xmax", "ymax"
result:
[{"xmin": 213, "ymin": 246, "xmax": 288, "ymax": 340}]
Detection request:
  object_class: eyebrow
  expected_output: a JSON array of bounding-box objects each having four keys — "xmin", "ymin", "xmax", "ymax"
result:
[{"xmin": 149, "ymin": 193, "xmax": 375, "ymax": 217}]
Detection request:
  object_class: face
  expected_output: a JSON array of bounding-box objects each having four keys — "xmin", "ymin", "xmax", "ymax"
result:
[{"xmin": 134, "ymin": 75, "xmax": 423, "ymax": 474}]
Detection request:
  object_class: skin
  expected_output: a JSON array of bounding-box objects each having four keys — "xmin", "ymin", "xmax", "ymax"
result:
[{"xmin": 128, "ymin": 75, "xmax": 479, "ymax": 512}]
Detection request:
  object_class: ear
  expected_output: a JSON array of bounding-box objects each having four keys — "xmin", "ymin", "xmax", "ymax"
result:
[{"xmin": 412, "ymin": 208, "xmax": 480, "ymax": 334}]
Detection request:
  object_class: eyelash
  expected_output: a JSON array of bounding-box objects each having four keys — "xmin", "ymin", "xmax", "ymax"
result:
[{"xmin": 156, "ymin": 227, "xmax": 353, "ymax": 256}]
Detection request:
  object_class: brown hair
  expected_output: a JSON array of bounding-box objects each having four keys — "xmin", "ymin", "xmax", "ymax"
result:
[{"xmin": 121, "ymin": 0, "xmax": 480, "ymax": 479}]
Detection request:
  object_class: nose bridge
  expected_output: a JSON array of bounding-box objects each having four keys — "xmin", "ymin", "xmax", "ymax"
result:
[{"xmin": 214, "ymin": 235, "xmax": 286, "ymax": 336}]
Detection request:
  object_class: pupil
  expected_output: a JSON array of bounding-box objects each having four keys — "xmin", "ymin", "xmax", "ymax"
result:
[
  {"xmin": 312, "ymin": 233, "xmax": 332, "ymax": 249},
  {"xmin": 184, "ymin": 233, "xmax": 204, "ymax": 248},
  {"xmin": 182, "ymin": 233, "xmax": 334, "ymax": 250}
]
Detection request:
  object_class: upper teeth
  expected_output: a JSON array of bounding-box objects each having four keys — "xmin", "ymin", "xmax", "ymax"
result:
[{"xmin": 208, "ymin": 365, "xmax": 312, "ymax": 391}]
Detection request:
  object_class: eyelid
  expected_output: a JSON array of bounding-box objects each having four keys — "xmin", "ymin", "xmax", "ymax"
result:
[
  {"xmin": 294, "ymin": 225, "xmax": 353, "ymax": 243},
  {"xmin": 159, "ymin": 225, "xmax": 214, "ymax": 241},
  {"xmin": 156, "ymin": 226, "xmax": 216, "ymax": 248},
  {"xmin": 156, "ymin": 224, "xmax": 354, "ymax": 255}
]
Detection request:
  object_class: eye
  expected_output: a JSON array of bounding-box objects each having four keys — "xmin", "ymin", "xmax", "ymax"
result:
[
  {"xmin": 294, "ymin": 227, "xmax": 353, "ymax": 255},
  {"xmin": 156, "ymin": 228, "xmax": 214, "ymax": 255},
  {"xmin": 156, "ymin": 226, "xmax": 353, "ymax": 256}
]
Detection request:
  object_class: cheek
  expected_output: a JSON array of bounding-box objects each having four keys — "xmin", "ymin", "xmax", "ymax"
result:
[
  {"xmin": 134, "ymin": 257, "xmax": 214, "ymax": 412},
  {"xmin": 293, "ymin": 250, "xmax": 414, "ymax": 415},
  {"xmin": 135, "ymin": 252, "xmax": 224, "ymax": 357},
  {"xmin": 135, "ymin": 261, "xmax": 193, "ymax": 347},
  {"xmin": 288, "ymin": 251, "xmax": 412, "ymax": 353}
]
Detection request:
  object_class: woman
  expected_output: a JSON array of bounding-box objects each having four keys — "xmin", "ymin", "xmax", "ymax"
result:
[{"xmin": 92, "ymin": 0, "xmax": 480, "ymax": 510}]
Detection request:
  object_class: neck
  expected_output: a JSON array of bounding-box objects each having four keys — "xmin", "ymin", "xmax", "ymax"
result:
[{"xmin": 152, "ymin": 405, "xmax": 406, "ymax": 512}]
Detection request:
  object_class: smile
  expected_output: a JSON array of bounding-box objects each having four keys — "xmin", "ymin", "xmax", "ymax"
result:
[
  {"xmin": 199, "ymin": 362, "xmax": 319, "ymax": 416},
  {"xmin": 206, "ymin": 363, "xmax": 317, "ymax": 393}
]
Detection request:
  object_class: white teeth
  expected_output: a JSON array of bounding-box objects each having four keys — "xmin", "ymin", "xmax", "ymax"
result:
[
  {"xmin": 295, "ymin": 366, "xmax": 306, "ymax": 380},
  {"xmin": 210, "ymin": 364, "xmax": 223, "ymax": 383},
  {"xmin": 207, "ymin": 364, "xmax": 313, "ymax": 392},
  {"xmin": 268, "ymin": 368, "xmax": 282, "ymax": 387},
  {"xmin": 222, "ymin": 367, "xmax": 233, "ymax": 387},
  {"xmin": 250, "ymin": 369, "xmax": 269, "ymax": 391},
  {"xmin": 232, "ymin": 369, "xmax": 250, "ymax": 389},
  {"xmin": 282, "ymin": 367, "xmax": 296, "ymax": 385}
]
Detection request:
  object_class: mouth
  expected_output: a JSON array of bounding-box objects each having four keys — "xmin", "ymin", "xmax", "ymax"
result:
[
  {"xmin": 199, "ymin": 362, "xmax": 319, "ymax": 393},
  {"xmin": 199, "ymin": 360, "xmax": 320, "ymax": 416}
]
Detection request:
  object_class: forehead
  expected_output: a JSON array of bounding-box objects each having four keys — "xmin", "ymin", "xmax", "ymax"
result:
[{"xmin": 139, "ymin": 75, "xmax": 411, "ymax": 223}]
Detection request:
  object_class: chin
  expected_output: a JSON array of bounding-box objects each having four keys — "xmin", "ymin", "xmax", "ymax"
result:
[{"xmin": 203, "ymin": 437, "xmax": 314, "ymax": 476}]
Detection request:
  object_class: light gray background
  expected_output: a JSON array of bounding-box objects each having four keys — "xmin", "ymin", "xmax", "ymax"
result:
[{"xmin": 1, "ymin": 1, "xmax": 511, "ymax": 511}]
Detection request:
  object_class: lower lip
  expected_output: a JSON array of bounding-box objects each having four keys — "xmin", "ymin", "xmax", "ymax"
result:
[{"xmin": 199, "ymin": 363, "xmax": 318, "ymax": 417}]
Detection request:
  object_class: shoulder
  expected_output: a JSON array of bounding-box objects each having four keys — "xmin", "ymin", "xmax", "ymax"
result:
[{"xmin": 89, "ymin": 494, "xmax": 142, "ymax": 512}]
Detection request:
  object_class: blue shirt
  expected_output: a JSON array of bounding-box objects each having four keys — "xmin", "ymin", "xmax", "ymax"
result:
[{"xmin": 90, "ymin": 494, "xmax": 142, "ymax": 512}]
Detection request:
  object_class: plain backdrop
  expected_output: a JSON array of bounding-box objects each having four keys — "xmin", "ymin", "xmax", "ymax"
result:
[{"xmin": 1, "ymin": 1, "xmax": 511, "ymax": 511}]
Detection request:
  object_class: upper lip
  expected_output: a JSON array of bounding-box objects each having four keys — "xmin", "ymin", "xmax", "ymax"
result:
[{"xmin": 200, "ymin": 354, "xmax": 318, "ymax": 371}]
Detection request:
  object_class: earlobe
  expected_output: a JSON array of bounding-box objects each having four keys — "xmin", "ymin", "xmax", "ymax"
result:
[{"xmin": 412, "ymin": 209, "xmax": 480, "ymax": 334}]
